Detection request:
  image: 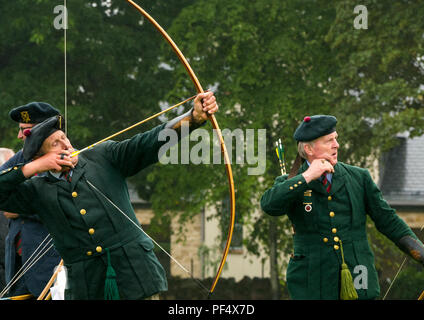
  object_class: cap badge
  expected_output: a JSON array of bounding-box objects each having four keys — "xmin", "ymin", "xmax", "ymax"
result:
[{"xmin": 20, "ymin": 111, "xmax": 31, "ymax": 123}]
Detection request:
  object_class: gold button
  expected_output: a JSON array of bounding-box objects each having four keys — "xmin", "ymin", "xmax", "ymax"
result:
[
  {"xmin": 88, "ymin": 228, "xmax": 95, "ymax": 235},
  {"xmin": 72, "ymin": 191, "xmax": 78, "ymax": 198},
  {"xmin": 329, "ymin": 211, "xmax": 335, "ymax": 217},
  {"xmin": 332, "ymin": 228, "xmax": 337, "ymax": 234},
  {"xmin": 290, "ymin": 186, "xmax": 294, "ymax": 190},
  {"xmin": 80, "ymin": 209, "xmax": 86, "ymax": 215},
  {"xmin": 96, "ymin": 246, "xmax": 102, "ymax": 253},
  {"xmin": 86, "ymin": 251, "xmax": 92, "ymax": 256},
  {"xmin": 334, "ymin": 236, "xmax": 339, "ymax": 242},
  {"xmin": 334, "ymin": 245, "xmax": 339, "ymax": 250},
  {"xmin": 323, "ymin": 237, "xmax": 328, "ymax": 243},
  {"xmin": 328, "ymin": 196, "xmax": 332, "ymax": 201},
  {"xmin": 298, "ymin": 181, "xmax": 302, "ymax": 184},
  {"xmin": 13, "ymin": 166, "xmax": 18, "ymax": 170}
]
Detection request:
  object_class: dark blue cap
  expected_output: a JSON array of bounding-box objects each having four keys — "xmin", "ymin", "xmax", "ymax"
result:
[
  {"xmin": 9, "ymin": 102, "xmax": 60, "ymax": 124},
  {"xmin": 293, "ymin": 115, "xmax": 337, "ymax": 142}
]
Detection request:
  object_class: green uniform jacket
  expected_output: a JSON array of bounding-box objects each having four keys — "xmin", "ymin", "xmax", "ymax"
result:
[
  {"xmin": 0, "ymin": 124, "xmax": 169, "ymax": 299},
  {"xmin": 261, "ymin": 161, "xmax": 417, "ymax": 300}
]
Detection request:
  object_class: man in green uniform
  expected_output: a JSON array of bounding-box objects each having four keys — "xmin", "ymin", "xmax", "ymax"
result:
[
  {"xmin": 261, "ymin": 115, "xmax": 424, "ymax": 300},
  {"xmin": 0, "ymin": 92, "xmax": 218, "ymax": 299}
]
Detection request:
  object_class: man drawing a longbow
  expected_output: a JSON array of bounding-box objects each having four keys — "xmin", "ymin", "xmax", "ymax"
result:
[{"xmin": 0, "ymin": 91, "xmax": 218, "ymax": 300}]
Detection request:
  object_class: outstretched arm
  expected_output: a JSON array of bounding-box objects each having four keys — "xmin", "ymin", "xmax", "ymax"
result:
[
  {"xmin": 103, "ymin": 92, "xmax": 219, "ymax": 177},
  {"xmin": 363, "ymin": 169, "xmax": 424, "ymax": 265}
]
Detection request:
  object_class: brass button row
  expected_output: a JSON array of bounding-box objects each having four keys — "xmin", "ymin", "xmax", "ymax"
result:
[
  {"xmin": 72, "ymin": 191, "xmax": 99, "ymax": 256},
  {"xmin": 1, "ymin": 166, "xmax": 18, "ymax": 174},
  {"xmin": 86, "ymin": 246, "xmax": 103, "ymax": 256},
  {"xmin": 334, "ymin": 235, "xmax": 340, "ymax": 250},
  {"xmin": 323, "ymin": 234, "xmax": 340, "ymax": 251},
  {"xmin": 289, "ymin": 181, "xmax": 303, "ymax": 190},
  {"xmin": 322, "ymin": 236, "xmax": 340, "ymax": 242}
]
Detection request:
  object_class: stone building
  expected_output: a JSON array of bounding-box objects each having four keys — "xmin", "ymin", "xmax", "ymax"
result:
[{"xmin": 379, "ymin": 134, "xmax": 424, "ymax": 233}]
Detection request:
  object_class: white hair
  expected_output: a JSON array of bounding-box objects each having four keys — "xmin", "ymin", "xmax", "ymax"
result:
[
  {"xmin": 0, "ymin": 148, "xmax": 15, "ymax": 166},
  {"xmin": 297, "ymin": 141, "xmax": 315, "ymax": 160}
]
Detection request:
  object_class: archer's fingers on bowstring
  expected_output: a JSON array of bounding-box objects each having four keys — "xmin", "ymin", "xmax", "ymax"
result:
[{"xmin": 57, "ymin": 153, "xmax": 74, "ymax": 169}]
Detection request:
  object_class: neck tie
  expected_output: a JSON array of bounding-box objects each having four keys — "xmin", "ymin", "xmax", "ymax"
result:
[
  {"xmin": 322, "ymin": 174, "xmax": 331, "ymax": 193},
  {"xmin": 61, "ymin": 170, "xmax": 72, "ymax": 182}
]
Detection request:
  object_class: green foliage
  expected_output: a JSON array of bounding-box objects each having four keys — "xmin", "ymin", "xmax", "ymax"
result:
[
  {"xmin": 326, "ymin": 0, "xmax": 424, "ymax": 163},
  {"xmin": 367, "ymin": 216, "xmax": 424, "ymax": 300},
  {"xmin": 386, "ymin": 264, "xmax": 424, "ymax": 300},
  {"xmin": 0, "ymin": 0, "xmax": 195, "ymax": 150}
]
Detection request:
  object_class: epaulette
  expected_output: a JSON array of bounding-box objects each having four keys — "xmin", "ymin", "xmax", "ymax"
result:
[{"xmin": 0, "ymin": 165, "xmax": 21, "ymax": 175}]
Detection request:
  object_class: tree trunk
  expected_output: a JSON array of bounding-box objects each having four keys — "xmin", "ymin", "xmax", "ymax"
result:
[{"xmin": 269, "ymin": 216, "xmax": 281, "ymax": 300}]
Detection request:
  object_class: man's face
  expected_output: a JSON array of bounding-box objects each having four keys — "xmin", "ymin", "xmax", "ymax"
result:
[
  {"xmin": 18, "ymin": 123, "xmax": 35, "ymax": 141},
  {"xmin": 39, "ymin": 130, "xmax": 78, "ymax": 171},
  {"xmin": 41, "ymin": 130, "xmax": 74, "ymax": 154},
  {"xmin": 307, "ymin": 131, "xmax": 339, "ymax": 166}
]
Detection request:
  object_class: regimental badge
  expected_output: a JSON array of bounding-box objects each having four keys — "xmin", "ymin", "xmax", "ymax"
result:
[
  {"xmin": 304, "ymin": 189, "xmax": 312, "ymax": 197},
  {"xmin": 303, "ymin": 190, "xmax": 313, "ymax": 213},
  {"xmin": 303, "ymin": 202, "xmax": 312, "ymax": 213},
  {"xmin": 20, "ymin": 111, "xmax": 31, "ymax": 123}
]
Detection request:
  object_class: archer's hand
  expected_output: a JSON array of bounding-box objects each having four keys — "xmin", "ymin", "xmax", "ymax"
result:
[
  {"xmin": 192, "ymin": 91, "xmax": 218, "ymax": 123},
  {"xmin": 302, "ymin": 159, "xmax": 334, "ymax": 183},
  {"xmin": 22, "ymin": 150, "xmax": 75, "ymax": 177}
]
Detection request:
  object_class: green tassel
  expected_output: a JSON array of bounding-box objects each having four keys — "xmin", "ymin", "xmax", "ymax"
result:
[
  {"xmin": 104, "ymin": 248, "xmax": 120, "ymax": 300},
  {"xmin": 339, "ymin": 240, "xmax": 358, "ymax": 300}
]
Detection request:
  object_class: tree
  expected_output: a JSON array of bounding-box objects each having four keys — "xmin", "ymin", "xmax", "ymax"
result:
[{"xmin": 325, "ymin": 0, "xmax": 424, "ymax": 164}]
